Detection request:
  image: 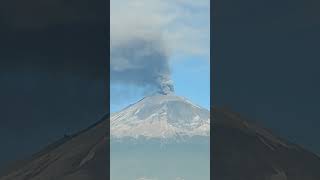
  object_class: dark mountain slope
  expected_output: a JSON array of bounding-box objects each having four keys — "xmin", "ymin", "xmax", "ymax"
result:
[
  {"xmin": 212, "ymin": 108, "xmax": 320, "ymax": 180},
  {"xmin": 0, "ymin": 116, "xmax": 109, "ymax": 180}
]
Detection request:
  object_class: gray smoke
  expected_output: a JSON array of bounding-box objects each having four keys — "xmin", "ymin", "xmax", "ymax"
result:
[{"xmin": 110, "ymin": 37, "xmax": 174, "ymax": 95}]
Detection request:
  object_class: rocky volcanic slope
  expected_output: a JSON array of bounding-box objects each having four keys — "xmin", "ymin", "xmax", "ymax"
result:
[
  {"xmin": 111, "ymin": 94, "xmax": 210, "ymax": 139},
  {"xmin": 212, "ymin": 107, "xmax": 320, "ymax": 180}
]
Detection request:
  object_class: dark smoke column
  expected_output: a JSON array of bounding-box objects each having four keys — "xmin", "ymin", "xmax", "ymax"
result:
[
  {"xmin": 111, "ymin": 37, "xmax": 175, "ymax": 95},
  {"xmin": 158, "ymin": 76, "xmax": 174, "ymax": 95}
]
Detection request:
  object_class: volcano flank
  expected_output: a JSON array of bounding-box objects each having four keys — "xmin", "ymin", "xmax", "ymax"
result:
[{"xmin": 0, "ymin": 95, "xmax": 319, "ymax": 180}]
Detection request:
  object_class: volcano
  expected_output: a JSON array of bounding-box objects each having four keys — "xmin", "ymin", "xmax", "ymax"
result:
[
  {"xmin": 111, "ymin": 94, "xmax": 210, "ymax": 139},
  {"xmin": 1, "ymin": 94, "xmax": 320, "ymax": 180},
  {"xmin": 110, "ymin": 94, "xmax": 210, "ymax": 180}
]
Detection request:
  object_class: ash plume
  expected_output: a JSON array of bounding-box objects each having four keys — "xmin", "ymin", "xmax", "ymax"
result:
[
  {"xmin": 110, "ymin": 0, "xmax": 209, "ymax": 97},
  {"xmin": 110, "ymin": 36, "xmax": 174, "ymax": 95}
]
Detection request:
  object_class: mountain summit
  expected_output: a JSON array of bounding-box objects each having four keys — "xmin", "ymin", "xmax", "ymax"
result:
[{"xmin": 111, "ymin": 94, "xmax": 210, "ymax": 139}]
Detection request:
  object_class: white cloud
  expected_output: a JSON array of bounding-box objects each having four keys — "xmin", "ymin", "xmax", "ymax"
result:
[{"xmin": 111, "ymin": 0, "xmax": 210, "ymax": 59}]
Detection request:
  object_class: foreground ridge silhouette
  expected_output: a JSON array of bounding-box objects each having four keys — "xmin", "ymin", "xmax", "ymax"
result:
[
  {"xmin": 212, "ymin": 107, "xmax": 320, "ymax": 180},
  {"xmin": 0, "ymin": 114, "xmax": 109, "ymax": 180}
]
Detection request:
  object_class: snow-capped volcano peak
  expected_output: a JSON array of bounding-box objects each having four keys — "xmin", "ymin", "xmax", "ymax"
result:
[{"xmin": 111, "ymin": 94, "xmax": 210, "ymax": 139}]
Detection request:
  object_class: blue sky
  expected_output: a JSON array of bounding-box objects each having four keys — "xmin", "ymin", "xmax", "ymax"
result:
[
  {"xmin": 170, "ymin": 55, "xmax": 210, "ymax": 109},
  {"xmin": 110, "ymin": 0, "xmax": 210, "ymax": 112}
]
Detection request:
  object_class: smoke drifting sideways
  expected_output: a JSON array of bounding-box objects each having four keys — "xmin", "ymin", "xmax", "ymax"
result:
[{"xmin": 111, "ymin": 36, "xmax": 174, "ymax": 95}]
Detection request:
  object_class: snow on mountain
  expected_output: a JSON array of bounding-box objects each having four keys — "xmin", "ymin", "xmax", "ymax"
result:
[{"xmin": 111, "ymin": 94, "xmax": 210, "ymax": 139}]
